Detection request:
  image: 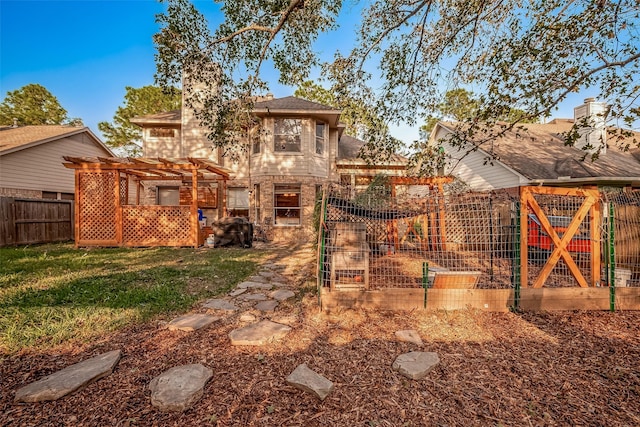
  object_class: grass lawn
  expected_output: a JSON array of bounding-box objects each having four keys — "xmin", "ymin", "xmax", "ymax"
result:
[{"xmin": 0, "ymin": 243, "xmax": 264, "ymax": 355}]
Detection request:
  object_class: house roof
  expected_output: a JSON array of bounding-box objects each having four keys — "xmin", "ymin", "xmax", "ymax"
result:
[
  {"xmin": 253, "ymin": 96, "xmax": 339, "ymax": 112},
  {"xmin": 0, "ymin": 125, "xmax": 113, "ymax": 156},
  {"xmin": 437, "ymin": 121, "xmax": 640, "ymax": 181},
  {"xmin": 252, "ymin": 96, "xmax": 342, "ymax": 127},
  {"xmin": 129, "ymin": 110, "xmax": 181, "ymax": 126},
  {"xmin": 130, "ymin": 97, "xmax": 343, "ymax": 127}
]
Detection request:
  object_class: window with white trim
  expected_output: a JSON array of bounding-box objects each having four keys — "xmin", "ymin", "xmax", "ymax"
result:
[
  {"xmin": 228, "ymin": 187, "xmax": 249, "ymax": 218},
  {"xmin": 315, "ymin": 122, "xmax": 325, "ymax": 155},
  {"xmin": 274, "ymin": 184, "xmax": 301, "ymax": 225},
  {"xmin": 274, "ymin": 118, "xmax": 302, "ymax": 152}
]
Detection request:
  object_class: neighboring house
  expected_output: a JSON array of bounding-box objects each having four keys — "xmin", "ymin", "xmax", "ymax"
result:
[
  {"xmin": 430, "ymin": 98, "xmax": 640, "ymax": 191},
  {"xmin": 131, "ymin": 95, "xmax": 407, "ymax": 241},
  {"xmin": 0, "ymin": 125, "xmax": 114, "ymax": 199}
]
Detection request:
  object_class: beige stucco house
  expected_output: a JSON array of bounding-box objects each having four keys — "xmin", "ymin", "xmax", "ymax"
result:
[
  {"xmin": 0, "ymin": 125, "xmax": 114, "ymax": 199},
  {"xmin": 131, "ymin": 95, "xmax": 407, "ymax": 241}
]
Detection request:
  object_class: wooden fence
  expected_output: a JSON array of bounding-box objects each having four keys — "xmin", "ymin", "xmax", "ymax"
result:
[{"xmin": 0, "ymin": 197, "xmax": 74, "ymax": 246}]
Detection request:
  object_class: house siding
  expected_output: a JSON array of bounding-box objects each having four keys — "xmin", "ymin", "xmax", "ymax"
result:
[
  {"xmin": 436, "ymin": 127, "xmax": 524, "ymax": 191},
  {"xmin": 0, "ymin": 132, "xmax": 112, "ymax": 195}
]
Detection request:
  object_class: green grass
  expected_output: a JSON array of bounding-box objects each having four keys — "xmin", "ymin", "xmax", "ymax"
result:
[{"xmin": 0, "ymin": 243, "xmax": 264, "ymax": 354}]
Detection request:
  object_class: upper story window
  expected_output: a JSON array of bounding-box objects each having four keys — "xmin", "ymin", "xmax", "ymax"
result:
[
  {"xmin": 274, "ymin": 118, "xmax": 301, "ymax": 152},
  {"xmin": 252, "ymin": 136, "xmax": 261, "ymax": 154},
  {"xmin": 149, "ymin": 128, "xmax": 176, "ymax": 138},
  {"xmin": 315, "ymin": 122, "xmax": 325, "ymax": 155}
]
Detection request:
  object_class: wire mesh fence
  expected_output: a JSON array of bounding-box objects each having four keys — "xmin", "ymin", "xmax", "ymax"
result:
[{"xmin": 317, "ymin": 184, "xmax": 640, "ymax": 311}]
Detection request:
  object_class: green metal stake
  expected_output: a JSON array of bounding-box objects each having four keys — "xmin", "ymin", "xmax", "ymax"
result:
[
  {"xmin": 422, "ymin": 262, "xmax": 429, "ymax": 309},
  {"xmin": 609, "ymin": 201, "xmax": 615, "ymax": 312},
  {"xmin": 318, "ymin": 193, "xmax": 328, "ymax": 309},
  {"xmin": 512, "ymin": 202, "xmax": 521, "ymax": 311}
]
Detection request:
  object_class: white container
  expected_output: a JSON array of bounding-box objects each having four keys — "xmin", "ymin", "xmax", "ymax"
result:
[{"xmin": 615, "ymin": 268, "xmax": 632, "ymax": 287}]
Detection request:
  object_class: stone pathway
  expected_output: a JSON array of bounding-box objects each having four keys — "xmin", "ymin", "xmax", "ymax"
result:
[
  {"xmin": 286, "ymin": 363, "xmax": 334, "ymax": 401},
  {"xmin": 167, "ymin": 314, "xmax": 219, "ymax": 331},
  {"xmin": 13, "ymin": 245, "xmax": 442, "ymax": 412},
  {"xmin": 392, "ymin": 351, "xmax": 440, "ymax": 380},
  {"xmin": 228, "ymin": 320, "xmax": 292, "ymax": 346},
  {"xmin": 149, "ymin": 364, "xmax": 213, "ymax": 412},
  {"xmin": 14, "ymin": 350, "xmax": 121, "ymax": 402}
]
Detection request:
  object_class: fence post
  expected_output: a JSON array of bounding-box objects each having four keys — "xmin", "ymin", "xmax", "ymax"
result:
[
  {"xmin": 422, "ymin": 262, "xmax": 429, "ymax": 309},
  {"xmin": 512, "ymin": 201, "xmax": 521, "ymax": 311},
  {"xmin": 609, "ymin": 201, "xmax": 616, "ymax": 312}
]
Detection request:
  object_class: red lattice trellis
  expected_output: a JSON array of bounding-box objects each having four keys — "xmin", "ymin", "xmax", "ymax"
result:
[
  {"xmin": 122, "ymin": 206, "xmax": 192, "ymax": 246},
  {"xmin": 78, "ymin": 171, "xmax": 117, "ymax": 243}
]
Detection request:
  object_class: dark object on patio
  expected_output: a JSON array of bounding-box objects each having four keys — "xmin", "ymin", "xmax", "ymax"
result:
[{"xmin": 211, "ymin": 217, "xmax": 253, "ymax": 248}]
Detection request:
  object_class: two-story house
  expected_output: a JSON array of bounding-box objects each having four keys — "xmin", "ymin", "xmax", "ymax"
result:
[{"xmin": 131, "ymin": 95, "xmax": 407, "ymax": 241}]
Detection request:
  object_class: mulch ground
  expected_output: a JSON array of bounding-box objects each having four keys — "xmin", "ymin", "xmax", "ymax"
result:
[{"xmin": 2, "ymin": 248, "xmax": 639, "ymax": 426}]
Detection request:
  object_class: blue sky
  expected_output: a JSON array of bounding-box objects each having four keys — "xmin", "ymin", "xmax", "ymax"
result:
[{"xmin": 1, "ymin": 0, "xmax": 594, "ymax": 146}]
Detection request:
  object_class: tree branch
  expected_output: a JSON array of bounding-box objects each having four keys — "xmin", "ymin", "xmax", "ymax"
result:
[
  {"xmin": 357, "ymin": 1, "xmax": 430, "ymax": 72},
  {"xmin": 256, "ymin": 0, "xmax": 306, "ymax": 74}
]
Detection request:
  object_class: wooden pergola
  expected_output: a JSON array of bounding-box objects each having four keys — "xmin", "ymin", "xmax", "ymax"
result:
[{"xmin": 63, "ymin": 157, "xmax": 231, "ymax": 247}]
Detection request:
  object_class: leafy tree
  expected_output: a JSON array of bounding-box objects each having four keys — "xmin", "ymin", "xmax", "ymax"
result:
[
  {"xmin": 421, "ymin": 89, "xmax": 538, "ymax": 134},
  {"xmin": 0, "ymin": 84, "xmax": 68, "ymax": 126},
  {"xmin": 99, "ymin": 85, "xmax": 181, "ymax": 156},
  {"xmin": 153, "ymin": 0, "xmax": 640, "ymax": 165}
]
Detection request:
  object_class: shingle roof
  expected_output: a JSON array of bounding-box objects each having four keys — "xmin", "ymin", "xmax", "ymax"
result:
[
  {"xmin": 338, "ymin": 135, "xmax": 363, "ymax": 160},
  {"xmin": 253, "ymin": 96, "xmax": 340, "ymax": 112},
  {"xmin": 0, "ymin": 125, "xmax": 102, "ymax": 154},
  {"xmin": 338, "ymin": 134, "xmax": 407, "ymax": 163},
  {"xmin": 129, "ymin": 110, "xmax": 181, "ymax": 124},
  {"xmin": 439, "ymin": 121, "xmax": 640, "ymax": 179}
]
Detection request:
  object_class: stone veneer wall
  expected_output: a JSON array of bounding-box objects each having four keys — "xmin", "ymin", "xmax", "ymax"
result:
[
  {"xmin": 251, "ymin": 175, "xmax": 328, "ymax": 243},
  {"xmin": 0, "ymin": 188, "xmax": 43, "ymax": 198}
]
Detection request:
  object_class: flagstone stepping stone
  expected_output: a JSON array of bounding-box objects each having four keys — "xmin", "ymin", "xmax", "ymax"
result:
[
  {"xmin": 270, "ymin": 282, "xmax": 289, "ymax": 288},
  {"xmin": 272, "ymin": 315, "xmax": 298, "ymax": 326},
  {"xmin": 242, "ymin": 293, "xmax": 269, "ymax": 301},
  {"xmin": 392, "ymin": 351, "xmax": 440, "ymax": 380},
  {"xmin": 255, "ymin": 300, "xmax": 279, "ymax": 312},
  {"xmin": 167, "ymin": 314, "xmax": 219, "ymax": 332},
  {"xmin": 395, "ymin": 330, "xmax": 424, "ymax": 346},
  {"xmin": 149, "ymin": 364, "xmax": 212, "ymax": 412},
  {"xmin": 248, "ymin": 275, "xmax": 268, "ymax": 283},
  {"xmin": 203, "ymin": 299, "xmax": 239, "ymax": 311},
  {"xmin": 259, "ymin": 271, "xmax": 276, "ymax": 278},
  {"xmin": 270, "ymin": 289, "xmax": 295, "ymax": 301},
  {"xmin": 286, "ymin": 363, "xmax": 334, "ymax": 401},
  {"xmin": 238, "ymin": 281, "xmax": 272, "ymax": 290},
  {"xmin": 240, "ymin": 313, "xmax": 257, "ymax": 322},
  {"xmin": 229, "ymin": 320, "xmax": 291, "ymax": 346},
  {"xmin": 229, "ymin": 288, "xmax": 248, "ymax": 297},
  {"xmin": 14, "ymin": 350, "xmax": 121, "ymax": 403}
]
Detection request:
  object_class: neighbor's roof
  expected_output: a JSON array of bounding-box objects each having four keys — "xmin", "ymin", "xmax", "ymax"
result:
[
  {"xmin": 437, "ymin": 121, "xmax": 640, "ymax": 180},
  {"xmin": 0, "ymin": 125, "xmax": 113, "ymax": 156},
  {"xmin": 337, "ymin": 134, "xmax": 407, "ymax": 165}
]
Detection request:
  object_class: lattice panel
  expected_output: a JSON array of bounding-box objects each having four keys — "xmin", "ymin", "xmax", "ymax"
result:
[
  {"xmin": 122, "ymin": 206, "xmax": 192, "ymax": 246},
  {"xmin": 78, "ymin": 171, "xmax": 117, "ymax": 243},
  {"xmin": 120, "ymin": 176, "xmax": 128, "ymax": 205}
]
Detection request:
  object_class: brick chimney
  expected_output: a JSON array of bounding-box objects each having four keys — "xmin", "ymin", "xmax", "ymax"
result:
[{"xmin": 181, "ymin": 62, "xmax": 221, "ymax": 159}]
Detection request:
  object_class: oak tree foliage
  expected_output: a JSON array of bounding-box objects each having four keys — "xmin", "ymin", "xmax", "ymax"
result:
[
  {"xmin": 98, "ymin": 85, "xmax": 181, "ymax": 156},
  {"xmin": 153, "ymin": 0, "xmax": 639, "ymax": 170},
  {"xmin": 0, "ymin": 84, "xmax": 68, "ymax": 126}
]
